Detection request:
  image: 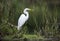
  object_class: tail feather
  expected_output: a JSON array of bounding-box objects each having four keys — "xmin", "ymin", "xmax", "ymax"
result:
[{"xmin": 17, "ymin": 26, "xmax": 22, "ymax": 31}]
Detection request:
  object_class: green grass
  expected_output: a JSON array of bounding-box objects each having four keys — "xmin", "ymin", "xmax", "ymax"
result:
[
  {"xmin": 0, "ymin": 0, "xmax": 60, "ymax": 39},
  {"xmin": 22, "ymin": 34, "xmax": 44, "ymax": 39}
]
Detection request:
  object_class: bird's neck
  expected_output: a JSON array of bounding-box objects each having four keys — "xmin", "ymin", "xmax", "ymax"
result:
[{"xmin": 24, "ymin": 11, "xmax": 29, "ymax": 16}]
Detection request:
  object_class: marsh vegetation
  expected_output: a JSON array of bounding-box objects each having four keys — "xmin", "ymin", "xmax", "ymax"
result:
[{"xmin": 0, "ymin": 0, "xmax": 60, "ymax": 41}]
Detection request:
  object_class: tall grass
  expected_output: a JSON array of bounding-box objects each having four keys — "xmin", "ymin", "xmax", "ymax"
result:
[{"xmin": 0, "ymin": 0, "xmax": 60, "ymax": 39}]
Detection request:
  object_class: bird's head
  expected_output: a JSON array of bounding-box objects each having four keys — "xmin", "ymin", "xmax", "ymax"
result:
[{"xmin": 23, "ymin": 8, "xmax": 31, "ymax": 13}]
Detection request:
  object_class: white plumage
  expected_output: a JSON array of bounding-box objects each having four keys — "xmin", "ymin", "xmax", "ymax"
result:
[{"xmin": 17, "ymin": 8, "xmax": 31, "ymax": 30}]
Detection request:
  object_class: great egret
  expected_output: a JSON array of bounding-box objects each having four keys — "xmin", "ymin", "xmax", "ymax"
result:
[{"xmin": 17, "ymin": 8, "xmax": 31, "ymax": 30}]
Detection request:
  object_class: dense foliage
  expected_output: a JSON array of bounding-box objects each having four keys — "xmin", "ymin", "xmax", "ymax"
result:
[{"xmin": 0, "ymin": 0, "xmax": 60, "ymax": 39}]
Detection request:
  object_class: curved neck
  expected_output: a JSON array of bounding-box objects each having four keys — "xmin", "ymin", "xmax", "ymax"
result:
[
  {"xmin": 24, "ymin": 11, "xmax": 28, "ymax": 14},
  {"xmin": 23, "ymin": 11, "xmax": 29, "ymax": 16}
]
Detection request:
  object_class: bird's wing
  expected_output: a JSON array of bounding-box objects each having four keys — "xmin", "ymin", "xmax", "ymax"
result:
[{"xmin": 18, "ymin": 14, "xmax": 28, "ymax": 30}]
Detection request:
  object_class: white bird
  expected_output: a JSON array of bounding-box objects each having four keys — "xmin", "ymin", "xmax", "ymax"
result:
[{"xmin": 17, "ymin": 8, "xmax": 31, "ymax": 30}]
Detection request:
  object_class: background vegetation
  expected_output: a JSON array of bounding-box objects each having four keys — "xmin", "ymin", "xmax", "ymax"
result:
[{"xmin": 0, "ymin": 0, "xmax": 60, "ymax": 40}]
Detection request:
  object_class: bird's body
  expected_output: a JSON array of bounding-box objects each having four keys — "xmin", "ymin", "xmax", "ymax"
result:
[
  {"xmin": 18, "ymin": 14, "xmax": 29, "ymax": 30},
  {"xmin": 17, "ymin": 8, "xmax": 31, "ymax": 30}
]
